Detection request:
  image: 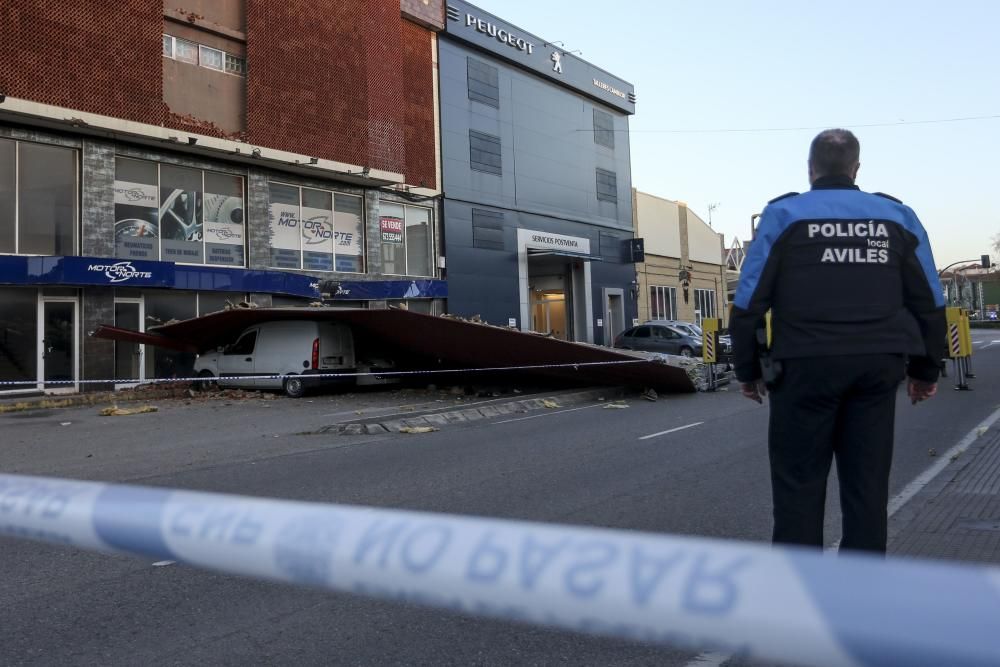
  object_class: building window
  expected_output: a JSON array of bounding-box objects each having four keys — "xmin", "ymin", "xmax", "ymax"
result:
[
  {"xmin": 199, "ymin": 45, "xmax": 224, "ymax": 71},
  {"xmin": 114, "ymin": 157, "xmax": 245, "ymax": 266},
  {"xmin": 267, "ymin": 182, "xmax": 365, "ymax": 273},
  {"xmin": 163, "ymin": 34, "xmax": 245, "ymax": 77},
  {"xmin": 649, "ymin": 286, "xmax": 677, "ymax": 321},
  {"xmin": 174, "ymin": 38, "xmax": 199, "ymax": 64},
  {"xmin": 0, "ymin": 138, "xmax": 78, "ymax": 256},
  {"xmin": 467, "ymin": 57, "xmax": 500, "ymax": 108},
  {"xmin": 470, "ymin": 130, "xmax": 502, "ymax": 176},
  {"xmin": 593, "ymin": 109, "xmax": 615, "ymax": 149},
  {"xmin": 472, "ymin": 208, "xmax": 505, "ymax": 250},
  {"xmin": 380, "ymin": 202, "xmax": 433, "ymax": 277},
  {"xmin": 225, "ymin": 53, "xmax": 246, "ymax": 75},
  {"xmin": 694, "ymin": 288, "xmax": 717, "ymax": 325},
  {"xmin": 596, "ymin": 168, "xmax": 618, "ymax": 203}
]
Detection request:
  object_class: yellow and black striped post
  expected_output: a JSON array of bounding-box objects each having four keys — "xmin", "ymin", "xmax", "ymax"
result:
[{"xmin": 946, "ymin": 307, "xmax": 971, "ymax": 390}]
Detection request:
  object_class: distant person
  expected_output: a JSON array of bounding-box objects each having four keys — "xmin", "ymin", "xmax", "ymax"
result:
[{"xmin": 731, "ymin": 128, "xmax": 945, "ymax": 553}]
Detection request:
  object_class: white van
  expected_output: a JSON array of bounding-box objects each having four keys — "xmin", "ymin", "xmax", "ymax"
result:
[{"xmin": 194, "ymin": 321, "xmax": 356, "ymax": 397}]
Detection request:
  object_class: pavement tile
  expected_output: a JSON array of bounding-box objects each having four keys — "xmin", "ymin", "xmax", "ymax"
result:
[{"xmin": 890, "ymin": 426, "xmax": 1000, "ymax": 565}]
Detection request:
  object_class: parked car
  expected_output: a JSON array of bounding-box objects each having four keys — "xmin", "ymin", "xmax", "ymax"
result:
[
  {"xmin": 194, "ymin": 320, "xmax": 362, "ymax": 397},
  {"xmin": 643, "ymin": 319, "xmax": 733, "ymax": 357},
  {"xmin": 614, "ymin": 324, "xmax": 703, "ymax": 357}
]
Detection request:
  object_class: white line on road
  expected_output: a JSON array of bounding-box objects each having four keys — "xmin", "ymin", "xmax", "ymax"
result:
[
  {"xmin": 638, "ymin": 422, "xmax": 704, "ymax": 441},
  {"xmin": 493, "ymin": 403, "xmax": 606, "ymax": 424},
  {"xmin": 687, "ymin": 406, "xmax": 1000, "ymax": 667},
  {"xmin": 684, "ymin": 652, "xmax": 732, "ymax": 667}
]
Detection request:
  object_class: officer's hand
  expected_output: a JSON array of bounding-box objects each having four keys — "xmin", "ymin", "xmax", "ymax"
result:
[
  {"xmin": 907, "ymin": 379, "xmax": 937, "ymax": 405},
  {"xmin": 740, "ymin": 381, "xmax": 767, "ymax": 404}
]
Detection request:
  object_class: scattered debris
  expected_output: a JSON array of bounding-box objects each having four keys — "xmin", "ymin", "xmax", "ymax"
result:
[
  {"xmin": 399, "ymin": 426, "xmax": 439, "ymax": 434},
  {"xmin": 977, "ymin": 427, "xmax": 988, "ymax": 437},
  {"xmin": 951, "ymin": 452, "xmax": 961, "ymax": 462},
  {"xmin": 99, "ymin": 405, "xmax": 158, "ymax": 417},
  {"xmin": 603, "ymin": 403, "xmax": 629, "ymax": 410},
  {"xmin": 60, "ymin": 422, "xmax": 72, "ymax": 426},
  {"xmin": 928, "ymin": 448, "xmax": 938, "ymax": 457},
  {"xmin": 642, "ymin": 388, "xmax": 658, "ymax": 402},
  {"xmin": 542, "ymin": 399, "xmax": 561, "ymax": 409},
  {"xmin": 152, "ymin": 560, "xmax": 176, "ymax": 567}
]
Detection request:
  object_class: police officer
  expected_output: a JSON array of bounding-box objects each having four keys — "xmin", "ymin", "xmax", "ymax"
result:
[{"xmin": 731, "ymin": 129, "xmax": 945, "ymax": 554}]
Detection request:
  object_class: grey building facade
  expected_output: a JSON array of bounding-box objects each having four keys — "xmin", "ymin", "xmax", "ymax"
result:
[{"xmin": 440, "ymin": 1, "xmax": 638, "ymax": 344}]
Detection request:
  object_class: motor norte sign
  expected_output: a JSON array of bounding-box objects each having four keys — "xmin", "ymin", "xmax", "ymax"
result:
[{"xmin": 87, "ymin": 261, "xmax": 154, "ymax": 283}]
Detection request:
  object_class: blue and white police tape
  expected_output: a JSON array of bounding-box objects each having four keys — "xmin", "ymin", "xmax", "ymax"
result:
[
  {"xmin": 2, "ymin": 474, "xmax": 995, "ymax": 667},
  {"xmin": 0, "ymin": 358, "xmax": 659, "ymax": 386}
]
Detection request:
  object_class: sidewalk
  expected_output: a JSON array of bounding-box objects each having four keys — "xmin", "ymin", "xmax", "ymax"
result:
[{"xmin": 889, "ymin": 422, "xmax": 1000, "ymax": 564}]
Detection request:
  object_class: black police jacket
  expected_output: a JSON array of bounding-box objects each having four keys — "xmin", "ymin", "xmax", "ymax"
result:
[{"xmin": 731, "ymin": 176, "xmax": 946, "ymax": 383}]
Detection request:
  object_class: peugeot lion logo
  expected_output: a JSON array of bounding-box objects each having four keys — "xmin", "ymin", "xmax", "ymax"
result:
[{"xmin": 550, "ymin": 51, "xmax": 563, "ymax": 74}]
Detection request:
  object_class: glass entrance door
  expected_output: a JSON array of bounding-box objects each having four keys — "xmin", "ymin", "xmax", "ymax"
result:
[
  {"xmin": 114, "ymin": 300, "xmax": 144, "ymax": 385},
  {"xmin": 41, "ymin": 300, "xmax": 77, "ymax": 390}
]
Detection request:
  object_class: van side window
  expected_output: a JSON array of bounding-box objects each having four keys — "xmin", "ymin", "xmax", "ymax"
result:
[{"xmin": 226, "ymin": 330, "xmax": 257, "ymax": 355}]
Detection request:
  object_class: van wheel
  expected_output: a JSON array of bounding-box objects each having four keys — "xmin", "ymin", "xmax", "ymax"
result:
[
  {"xmin": 197, "ymin": 370, "xmax": 217, "ymax": 391},
  {"xmin": 283, "ymin": 375, "xmax": 305, "ymax": 398},
  {"xmin": 679, "ymin": 347, "xmax": 694, "ymax": 358}
]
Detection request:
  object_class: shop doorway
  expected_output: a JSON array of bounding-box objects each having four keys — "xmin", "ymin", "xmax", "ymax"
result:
[
  {"xmin": 603, "ymin": 289, "xmax": 625, "ymax": 346},
  {"xmin": 39, "ymin": 298, "xmax": 78, "ymax": 392},
  {"xmin": 114, "ymin": 299, "xmax": 145, "ymax": 387},
  {"xmin": 531, "ymin": 288, "xmax": 568, "ymax": 340}
]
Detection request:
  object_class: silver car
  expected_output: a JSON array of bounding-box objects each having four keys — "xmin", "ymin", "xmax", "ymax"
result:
[{"xmin": 614, "ymin": 324, "xmax": 703, "ymax": 357}]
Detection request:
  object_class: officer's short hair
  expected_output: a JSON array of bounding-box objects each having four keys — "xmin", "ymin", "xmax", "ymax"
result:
[{"xmin": 808, "ymin": 129, "xmax": 860, "ymax": 177}]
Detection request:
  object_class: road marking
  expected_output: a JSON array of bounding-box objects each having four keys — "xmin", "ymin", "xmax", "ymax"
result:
[
  {"xmin": 693, "ymin": 407, "xmax": 1000, "ymax": 666},
  {"xmin": 494, "ymin": 403, "xmax": 605, "ymax": 424},
  {"xmin": 638, "ymin": 422, "xmax": 704, "ymax": 440},
  {"xmin": 684, "ymin": 651, "xmax": 731, "ymax": 667},
  {"xmin": 830, "ymin": 404, "xmax": 1000, "ymax": 551}
]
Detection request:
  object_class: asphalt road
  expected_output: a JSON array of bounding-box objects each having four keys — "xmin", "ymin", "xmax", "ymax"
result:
[{"xmin": 3, "ymin": 331, "xmax": 1000, "ymax": 666}]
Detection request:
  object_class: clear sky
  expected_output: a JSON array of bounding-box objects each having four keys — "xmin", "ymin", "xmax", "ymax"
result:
[{"xmin": 473, "ymin": 0, "xmax": 1000, "ymax": 268}]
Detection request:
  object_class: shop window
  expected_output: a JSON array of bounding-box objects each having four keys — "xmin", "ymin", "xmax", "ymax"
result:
[
  {"xmin": 267, "ymin": 182, "xmax": 365, "ymax": 273},
  {"xmin": 0, "ymin": 139, "xmax": 78, "ymax": 256},
  {"xmin": 467, "ymin": 57, "xmax": 500, "ymax": 108},
  {"xmin": 0, "ymin": 288, "xmax": 38, "ymax": 386},
  {"xmin": 650, "ymin": 285, "xmax": 677, "ymax": 321},
  {"xmin": 596, "ymin": 168, "xmax": 618, "ymax": 204},
  {"xmin": 470, "ymin": 131, "xmax": 502, "ymax": 176},
  {"xmin": 380, "ymin": 202, "xmax": 434, "ymax": 277},
  {"xmin": 694, "ymin": 288, "xmax": 717, "ymax": 324},
  {"xmin": 144, "ymin": 291, "xmax": 197, "ymax": 380},
  {"xmin": 162, "ymin": 34, "xmax": 173, "ymax": 58},
  {"xmin": 593, "ymin": 109, "xmax": 615, "ymax": 149},
  {"xmin": 198, "ymin": 291, "xmax": 247, "ymax": 316},
  {"xmin": 114, "ymin": 157, "xmax": 245, "ymax": 266}
]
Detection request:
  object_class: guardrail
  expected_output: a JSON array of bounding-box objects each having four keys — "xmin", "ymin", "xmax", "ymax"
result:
[{"xmin": 1, "ymin": 474, "xmax": 997, "ymax": 667}]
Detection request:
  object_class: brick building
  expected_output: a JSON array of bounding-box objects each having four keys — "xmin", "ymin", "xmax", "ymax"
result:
[{"xmin": 0, "ymin": 0, "xmax": 445, "ymax": 393}]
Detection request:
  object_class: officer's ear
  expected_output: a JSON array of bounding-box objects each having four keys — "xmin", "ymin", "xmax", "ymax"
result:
[
  {"xmin": 807, "ymin": 161, "xmax": 817, "ymax": 184},
  {"xmin": 851, "ymin": 162, "xmax": 860, "ymax": 180}
]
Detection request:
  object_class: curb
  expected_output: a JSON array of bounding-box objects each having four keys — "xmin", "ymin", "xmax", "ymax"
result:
[{"xmin": 316, "ymin": 386, "xmax": 627, "ymax": 435}]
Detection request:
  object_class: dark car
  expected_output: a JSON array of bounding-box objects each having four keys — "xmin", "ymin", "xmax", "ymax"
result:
[{"xmin": 613, "ymin": 324, "xmax": 702, "ymax": 357}]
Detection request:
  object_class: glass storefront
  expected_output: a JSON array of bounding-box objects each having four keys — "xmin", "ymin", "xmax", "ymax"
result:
[
  {"xmin": 380, "ymin": 202, "xmax": 433, "ymax": 276},
  {"xmin": 0, "ymin": 287, "xmax": 38, "ymax": 386},
  {"xmin": 0, "ymin": 139, "xmax": 77, "ymax": 255},
  {"xmin": 267, "ymin": 182, "xmax": 365, "ymax": 273},
  {"xmin": 114, "ymin": 157, "xmax": 245, "ymax": 266}
]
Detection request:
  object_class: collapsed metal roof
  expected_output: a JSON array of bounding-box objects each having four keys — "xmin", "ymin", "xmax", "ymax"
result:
[{"xmin": 93, "ymin": 308, "xmax": 696, "ymax": 392}]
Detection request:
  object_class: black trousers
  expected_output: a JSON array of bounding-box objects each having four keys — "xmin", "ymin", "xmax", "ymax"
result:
[{"xmin": 768, "ymin": 354, "xmax": 905, "ymax": 553}]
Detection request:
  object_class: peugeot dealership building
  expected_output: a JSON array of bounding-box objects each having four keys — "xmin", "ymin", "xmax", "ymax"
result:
[{"xmin": 438, "ymin": 1, "xmax": 639, "ymax": 344}]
